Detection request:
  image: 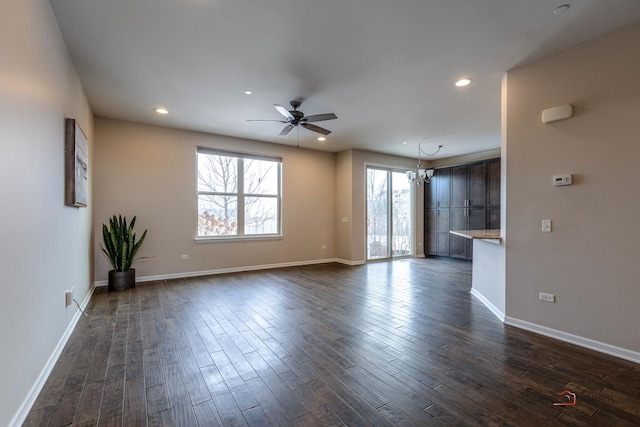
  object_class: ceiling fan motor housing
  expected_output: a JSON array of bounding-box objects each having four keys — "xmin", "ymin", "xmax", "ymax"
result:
[
  {"xmin": 290, "ymin": 110, "xmax": 304, "ymax": 124},
  {"xmin": 289, "ymin": 101, "xmax": 304, "ymax": 124},
  {"xmin": 248, "ymin": 100, "xmax": 336, "ymax": 136}
]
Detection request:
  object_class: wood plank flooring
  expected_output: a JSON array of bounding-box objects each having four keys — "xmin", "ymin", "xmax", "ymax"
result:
[{"xmin": 24, "ymin": 258, "xmax": 640, "ymax": 426}]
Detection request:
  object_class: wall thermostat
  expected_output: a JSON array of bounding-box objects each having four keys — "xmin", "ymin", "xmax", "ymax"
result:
[{"xmin": 553, "ymin": 175, "xmax": 572, "ymax": 186}]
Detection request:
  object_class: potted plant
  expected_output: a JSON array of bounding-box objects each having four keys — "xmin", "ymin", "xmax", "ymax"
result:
[{"xmin": 100, "ymin": 215, "xmax": 148, "ymax": 291}]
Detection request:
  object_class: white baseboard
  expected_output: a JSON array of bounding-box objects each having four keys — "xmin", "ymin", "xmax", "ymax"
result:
[
  {"xmin": 10, "ymin": 284, "xmax": 95, "ymax": 427},
  {"xmin": 335, "ymin": 258, "xmax": 366, "ymax": 266},
  {"xmin": 505, "ymin": 316, "xmax": 640, "ymax": 364},
  {"xmin": 94, "ymin": 258, "xmax": 350, "ymax": 287},
  {"xmin": 470, "ymin": 288, "xmax": 505, "ymax": 322}
]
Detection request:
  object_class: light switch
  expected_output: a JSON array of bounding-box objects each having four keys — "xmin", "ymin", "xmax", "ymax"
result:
[
  {"xmin": 553, "ymin": 175, "xmax": 572, "ymax": 186},
  {"xmin": 542, "ymin": 219, "xmax": 552, "ymax": 233}
]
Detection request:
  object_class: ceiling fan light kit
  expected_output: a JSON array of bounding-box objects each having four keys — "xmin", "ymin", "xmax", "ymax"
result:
[{"xmin": 248, "ymin": 100, "xmax": 337, "ymax": 136}]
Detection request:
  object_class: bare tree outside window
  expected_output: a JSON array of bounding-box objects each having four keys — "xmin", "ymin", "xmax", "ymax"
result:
[
  {"xmin": 391, "ymin": 171, "xmax": 411, "ymax": 256},
  {"xmin": 367, "ymin": 169, "xmax": 388, "ymax": 259},
  {"xmin": 198, "ymin": 154, "xmax": 238, "ymax": 236},
  {"xmin": 367, "ymin": 168, "xmax": 412, "ymax": 259},
  {"xmin": 244, "ymin": 159, "xmax": 279, "ymax": 234},
  {"xmin": 197, "ymin": 149, "xmax": 281, "ymax": 238}
]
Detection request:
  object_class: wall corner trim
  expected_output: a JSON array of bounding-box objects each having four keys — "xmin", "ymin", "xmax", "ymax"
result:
[
  {"xmin": 470, "ymin": 288, "xmax": 505, "ymax": 322},
  {"xmin": 10, "ymin": 284, "xmax": 96, "ymax": 427},
  {"xmin": 505, "ymin": 317, "xmax": 640, "ymax": 364}
]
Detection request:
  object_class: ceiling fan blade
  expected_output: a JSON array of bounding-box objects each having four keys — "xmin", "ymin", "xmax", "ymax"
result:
[
  {"xmin": 280, "ymin": 124, "xmax": 295, "ymax": 136},
  {"xmin": 273, "ymin": 104, "xmax": 294, "ymax": 121},
  {"xmin": 302, "ymin": 113, "xmax": 337, "ymax": 123},
  {"xmin": 301, "ymin": 122, "xmax": 331, "ymax": 135},
  {"xmin": 246, "ymin": 119, "xmax": 289, "ymax": 123}
]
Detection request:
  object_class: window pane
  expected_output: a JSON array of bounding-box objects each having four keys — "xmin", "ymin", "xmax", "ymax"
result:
[
  {"xmin": 392, "ymin": 171, "xmax": 411, "ymax": 256},
  {"xmin": 196, "ymin": 149, "xmax": 281, "ymax": 239},
  {"xmin": 367, "ymin": 168, "xmax": 388, "ymax": 259},
  {"xmin": 244, "ymin": 196, "xmax": 278, "ymax": 234},
  {"xmin": 198, "ymin": 153, "xmax": 237, "ymax": 193},
  {"xmin": 244, "ymin": 159, "xmax": 279, "ymax": 195},
  {"xmin": 198, "ymin": 195, "xmax": 237, "ymax": 236}
]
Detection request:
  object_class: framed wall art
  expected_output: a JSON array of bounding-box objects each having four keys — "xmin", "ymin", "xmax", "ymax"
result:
[{"xmin": 65, "ymin": 118, "xmax": 88, "ymax": 207}]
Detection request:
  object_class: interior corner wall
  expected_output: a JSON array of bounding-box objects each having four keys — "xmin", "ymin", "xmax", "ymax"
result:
[
  {"xmin": 93, "ymin": 118, "xmax": 336, "ymax": 281},
  {"xmin": 336, "ymin": 150, "xmax": 354, "ymax": 260},
  {"xmin": 0, "ymin": 1, "xmax": 94, "ymax": 425},
  {"xmin": 504, "ymin": 21, "xmax": 640, "ymax": 354}
]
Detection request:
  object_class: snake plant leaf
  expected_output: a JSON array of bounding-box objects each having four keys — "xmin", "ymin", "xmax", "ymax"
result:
[{"xmin": 100, "ymin": 215, "xmax": 148, "ymax": 272}]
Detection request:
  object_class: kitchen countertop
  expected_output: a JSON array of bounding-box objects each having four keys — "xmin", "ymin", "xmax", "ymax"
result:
[{"xmin": 449, "ymin": 229, "xmax": 502, "ymax": 243}]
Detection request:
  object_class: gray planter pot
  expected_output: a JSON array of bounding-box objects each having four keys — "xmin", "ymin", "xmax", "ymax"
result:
[{"xmin": 108, "ymin": 269, "xmax": 136, "ymax": 291}]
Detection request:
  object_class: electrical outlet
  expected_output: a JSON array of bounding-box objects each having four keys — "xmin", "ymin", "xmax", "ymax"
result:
[
  {"xmin": 539, "ymin": 292, "xmax": 555, "ymax": 303},
  {"xmin": 65, "ymin": 289, "xmax": 73, "ymax": 307},
  {"xmin": 321, "ymin": 245, "xmax": 327, "ymax": 250},
  {"xmin": 542, "ymin": 219, "xmax": 552, "ymax": 233},
  {"xmin": 180, "ymin": 254, "xmax": 189, "ymax": 260}
]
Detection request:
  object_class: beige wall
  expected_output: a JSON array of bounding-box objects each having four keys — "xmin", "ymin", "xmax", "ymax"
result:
[
  {"xmin": 335, "ymin": 150, "xmax": 354, "ymax": 260},
  {"xmin": 94, "ymin": 123, "xmax": 421, "ymax": 276},
  {"xmin": 0, "ymin": 1, "xmax": 93, "ymax": 425},
  {"xmin": 93, "ymin": 118, "xmax": 337, "ymax": 281},
  {"xmin": 504, "ymin": 21, "xmax": 640, "ymax": 354}
]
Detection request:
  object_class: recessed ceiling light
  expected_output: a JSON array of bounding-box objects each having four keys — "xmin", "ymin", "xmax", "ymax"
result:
[
  {"xmin": 402, "ymin": 141, "xmax": 407, "ymax": 145},
  {"xmin": 553, "ymin": 4, "xmax": 570, "ymax": 14},
  {"xmin": 317, "ymin": 137, "xmax": 326, "ymax": 142},
  {"xmin": 155, "ymin": 108, "xmax": 169, "ymax": 115},
  {"xmin": 455, "ymin": 78, "xmax": 472, "ymax": 87},
  {"xmin": 244, "ymin": 90, "xmax": 253, "ymax": 95}
]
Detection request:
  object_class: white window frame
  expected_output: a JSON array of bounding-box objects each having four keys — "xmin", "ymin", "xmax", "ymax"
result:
[{"xmin": 196, "ymin": 147, "xmax": 282, "ymax": 241}]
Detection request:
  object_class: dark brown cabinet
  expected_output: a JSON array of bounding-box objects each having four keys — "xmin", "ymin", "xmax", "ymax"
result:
[
  {"xmin": 425, "ymin": 168, "xmax": 451, "ymax": 256},
  {"xmin": 425, "ymin": 158, "xmax": 500, "ymax": 260},
  {"xmin": 426, "ymin": 167, "xmax": 450, "ymax": 209},
  {"xmin": 487, "ymin": 158, "xmax": 501, "ymax": 230},
  {"xmin": 425, "ymin": 208, "xmax": 450, "ymax": 257}
]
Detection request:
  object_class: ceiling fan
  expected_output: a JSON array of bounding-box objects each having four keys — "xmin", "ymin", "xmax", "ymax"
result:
[{"xmin": 248, "ymin": 100, "xmax": 337, "ymax": 136}]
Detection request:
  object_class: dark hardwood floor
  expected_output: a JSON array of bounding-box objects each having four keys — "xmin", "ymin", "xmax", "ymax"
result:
[{"xmin": 24, "ymin": 258, "xmax": 640, "ymax": 426}]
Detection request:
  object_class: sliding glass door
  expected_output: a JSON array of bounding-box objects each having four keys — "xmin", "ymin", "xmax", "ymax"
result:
[{"xmin": 366, "ymin": 167, "xmax": 412, "ymax": 261}]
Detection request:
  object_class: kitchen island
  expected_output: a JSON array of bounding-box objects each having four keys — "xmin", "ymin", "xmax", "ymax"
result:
[{"xmin": 450, "ymin": 229, "xmax": 505, "ymax": 320}]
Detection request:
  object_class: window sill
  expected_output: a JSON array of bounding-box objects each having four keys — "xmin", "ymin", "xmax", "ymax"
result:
[{"xmin": 195, "ymin": 235, "xmax": 283, "ymax": 243}]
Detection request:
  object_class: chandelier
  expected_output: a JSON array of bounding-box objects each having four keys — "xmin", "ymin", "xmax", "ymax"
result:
[{"xmin": 406, "ymin": 143, "xmax": 441, "ymax": 185}]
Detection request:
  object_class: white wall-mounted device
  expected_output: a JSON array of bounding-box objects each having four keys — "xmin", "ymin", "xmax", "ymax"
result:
[
  {"xmin": 542, "ymin": 104, "xmax": 573, "ymax": 124},
  {"xmin": 553, "ymin": 174, "xmax": 572, "ymax": 186}
]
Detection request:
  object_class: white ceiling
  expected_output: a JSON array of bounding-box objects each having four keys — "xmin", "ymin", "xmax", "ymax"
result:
[{"xmin": 49, "ymin": 0, "xmax": 640, "ymax": 159}]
